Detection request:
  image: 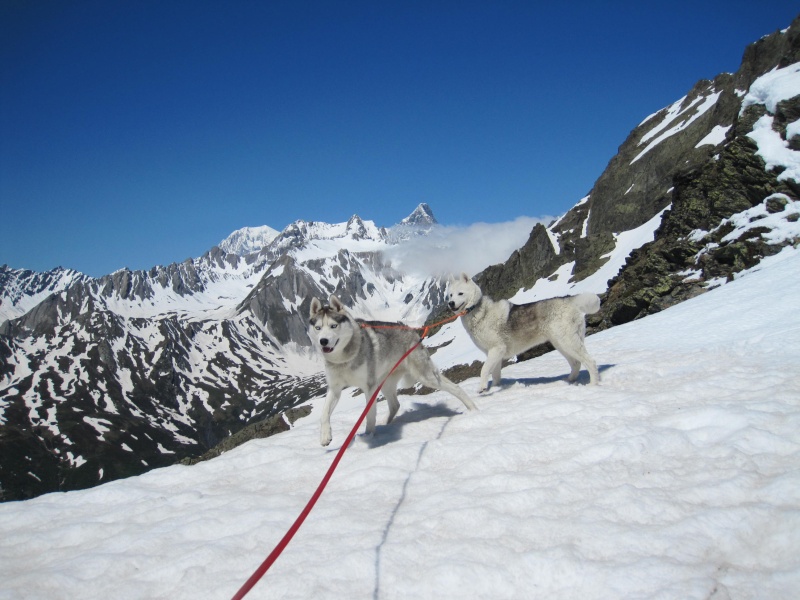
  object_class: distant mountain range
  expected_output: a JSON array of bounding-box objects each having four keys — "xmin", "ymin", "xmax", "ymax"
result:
[
  {"xmin": 2, "ymin": 15, "xmax": 799, "ymax": 502},
  {"xmin": 0, "ymin": 204, "xmax": 452, "ymax": 500}
]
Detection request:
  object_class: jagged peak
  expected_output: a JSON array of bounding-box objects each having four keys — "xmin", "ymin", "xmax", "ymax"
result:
[
  {"xmin": 400, "ymin": 203, "xmax": 438, "ymax": 227},
  {"xmin": 385, "ymin": 204, "xmax": 439, "ymax": 244}
]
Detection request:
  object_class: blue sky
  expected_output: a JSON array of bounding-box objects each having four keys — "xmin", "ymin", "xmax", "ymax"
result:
[{"xmin": 2, "ymin": 1, "xmax": 798, "ymax": 277}]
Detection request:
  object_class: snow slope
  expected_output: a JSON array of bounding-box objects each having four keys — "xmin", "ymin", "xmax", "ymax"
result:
[{"xmin": 1, "ymin": 245, "xmax": 799, "ymax": 599}]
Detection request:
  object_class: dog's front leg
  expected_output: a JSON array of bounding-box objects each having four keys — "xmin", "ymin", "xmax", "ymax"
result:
[
  {"xmin": 480, "ymin": 347, "xmax": 505, "ymax": 393},
  {"xmin": 320, "ymin": 387, "xmax": 342, "ymax": 446}
]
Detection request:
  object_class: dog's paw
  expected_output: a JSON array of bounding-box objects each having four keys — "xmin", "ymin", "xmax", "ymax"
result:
[{"xmin": 320, "ymin": 427, "xmax": 332, "ymax": 447}]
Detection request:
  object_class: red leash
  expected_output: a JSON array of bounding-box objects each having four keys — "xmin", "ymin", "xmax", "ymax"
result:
[{"xmin": 230, "ymin": 320, "xmax": 447, "ymax": 599}]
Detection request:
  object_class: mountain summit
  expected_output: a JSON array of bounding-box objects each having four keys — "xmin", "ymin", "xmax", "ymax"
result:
[
  {"xmin": 218, "ymin": 225, "xmax": 280, "ymax": 256},
  {"xmin": 399, "ymin": 203, "xmax": 437, "ymax": 227},
  {"xmin": 388, "ymin": 203, "xmax": 439, "ymax": 243}
]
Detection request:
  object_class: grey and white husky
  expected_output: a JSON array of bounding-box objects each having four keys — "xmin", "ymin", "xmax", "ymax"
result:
[
  {"xmin": 309, "ymin": 295, "xmax": 476, "ymax": 446},
  {"xmin": 447, "ymin": 273, "xmax": 601, "ymax": 392}
]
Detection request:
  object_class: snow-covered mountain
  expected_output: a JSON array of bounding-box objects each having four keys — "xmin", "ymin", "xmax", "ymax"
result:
[
  {"xmin": 0, "ymin": 266, "xmax": 89, "ymax": 323},
  {"xmin": 386, "ymin": 201, "xmax": 439, "ymax": 243},
  {"xmin": 0, "ymin": 206, "xmax": 447, "ymax": 500},
  {"xmin": 218, "ymin": 225, "xmax": 280, "ymax": 256},
  {"xmin": 1, "ymin": 16, "xmax": 799, "ymax": 503},
  {"xmin": 399, "ymin": 201, "xmax": 436, "ymax": 226},
  {"xmin": 1, "ymin": 243, "xmax": 798, "ymax": 600}
]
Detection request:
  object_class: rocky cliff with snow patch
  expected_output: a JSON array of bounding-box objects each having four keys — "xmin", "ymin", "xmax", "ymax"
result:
[{"xmin": 468, "ymin": 16, "xmax": 799, "ymax": 331}]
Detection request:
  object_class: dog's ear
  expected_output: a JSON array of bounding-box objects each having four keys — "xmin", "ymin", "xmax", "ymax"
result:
[
  {"xmin": 460, "ymin": 272, "xmax": 471, "ymax": 283},
  {"xmin": 329, "ymin": 295, "xmax": 346, "ymax": 313},
  {"xmin": 309, "ymin": 297, "xmax": 323, "ymax": 317}
]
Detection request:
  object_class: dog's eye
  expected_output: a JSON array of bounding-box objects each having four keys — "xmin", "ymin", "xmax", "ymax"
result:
[
  {"xmin": 315, "ymin": 326, "xmax": 321, "ymax": 330},
  {"xmin": 330, "ymin": 324, "xmax": 338, "ymax": 329}
]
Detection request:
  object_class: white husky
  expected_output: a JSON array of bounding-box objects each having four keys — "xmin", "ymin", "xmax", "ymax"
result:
[
  {"xmin": 447, "ymin": 273, "xmax": 601, "ymax": 392},
  {"xmin": 308, "ymin": 295, "xmax": 476, "ymax": 446}
]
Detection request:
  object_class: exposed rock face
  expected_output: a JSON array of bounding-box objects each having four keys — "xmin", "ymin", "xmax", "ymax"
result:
[
  {"xmin": 477, "ymin": 223, "xmax": 561, "ymax": 298},
  {"xmin": 473, "ymin": 17, "xmax": 800, "ymax": 338},
  {"xmin": 593, "ymin": 115, "xmax": 800, "ymax": 331},
  {"xmin": 586, "ymin": 18, "xmax": 799, "ymax": 238}
]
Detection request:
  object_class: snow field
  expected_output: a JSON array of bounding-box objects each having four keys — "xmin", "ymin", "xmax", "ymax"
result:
[{"xmin": 1, "ymin": 249, "xmax": 799, "ymax": 600}]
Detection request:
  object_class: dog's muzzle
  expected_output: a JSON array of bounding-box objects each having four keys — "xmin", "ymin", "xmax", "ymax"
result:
[{"xmin": 320, "ymin": 338, "xmax": 335, "ymax": 354}]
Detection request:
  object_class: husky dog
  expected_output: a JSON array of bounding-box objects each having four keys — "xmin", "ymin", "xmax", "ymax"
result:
[
  {"xmin": 308, "ymin": 295, "xmax": 476, "ymax": 446},
  {"xmin": 447, "ymin": 273, "xmax": 600, "ymax": 392}
]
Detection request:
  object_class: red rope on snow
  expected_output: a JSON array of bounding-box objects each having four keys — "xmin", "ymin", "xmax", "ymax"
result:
[{"xmin": 230, "ymin": 313, "xmax": 463, "ymax": 599}]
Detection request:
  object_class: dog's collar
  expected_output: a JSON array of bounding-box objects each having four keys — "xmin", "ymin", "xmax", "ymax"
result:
[{"xmin": 463, "ymin": 298, "xmax": 482, "ymax": 314}]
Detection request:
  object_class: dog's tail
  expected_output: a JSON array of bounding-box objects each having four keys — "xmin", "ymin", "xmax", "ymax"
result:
[{"xmin": 571, "ymin": 293, "xmax": 601, "ymax": 315}]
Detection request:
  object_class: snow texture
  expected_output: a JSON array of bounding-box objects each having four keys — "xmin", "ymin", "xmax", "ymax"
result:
[
  {"xmin": 632, "ymin": 90, "xmax": 722, "ymax": 164},
  {"xmin": 218, "ymin": 226, "xmax": 281, "ymax": 256},
  {"xmin": 740, "ymin": 63, "xmax": 800, "ymax": 114},
  {"xmin": 1, "ymin": 247, "xmax": 799, "ymax": 600}
]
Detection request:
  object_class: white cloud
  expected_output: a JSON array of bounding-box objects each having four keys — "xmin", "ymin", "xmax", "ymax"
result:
[{"xmin": 385, "ymin": 216, "xmax": 553, "ymax": 278}]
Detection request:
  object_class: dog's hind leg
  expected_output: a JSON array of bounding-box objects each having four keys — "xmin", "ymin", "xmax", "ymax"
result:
[
  {"xmin": 406, "ymin": 349, "xmax": 476, "ymax": 411},
  {"xmin": 562, "ymin": 353, "xmax": 582, "ymax": 383},
  {"xmin": 491, "ymin": 360, "xmax": 502, "ymax": 388},
  {"xmin": 382, "ymin": 371, "xmax": 403, "ymax": 425},
  {"xmin": 418, "ymin": 368, "xmax": 477, "ymax": 411},
  {"xmin": 576, "ymin": 342, "xmax": 599, "ymax": 385},
  {"xmin": 552, "ymin": 337, "xmax": 598, "ymax": 385},
  {"xmin": 364, "ymin": 387, "xmax": 379, "ymax": 436}
]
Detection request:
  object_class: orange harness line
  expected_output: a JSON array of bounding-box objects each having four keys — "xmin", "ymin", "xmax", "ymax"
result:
[{"xmin": 359, "ymin": 310, "xmax": 466, "ymax": 333}]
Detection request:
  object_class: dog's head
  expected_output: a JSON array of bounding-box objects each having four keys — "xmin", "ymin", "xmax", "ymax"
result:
[
  {"xmin": 447, "ymin": 272, "xmax": 482, "ymax": 313},
  {"xmin": 308, "ymin": 295, "xmax": 356, "ymax": 359}
]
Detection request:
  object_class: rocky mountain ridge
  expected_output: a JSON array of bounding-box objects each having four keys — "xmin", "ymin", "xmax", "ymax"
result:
[{"xmin": 474, "ymin": 17, "xmax": 799, "ymax": 310}]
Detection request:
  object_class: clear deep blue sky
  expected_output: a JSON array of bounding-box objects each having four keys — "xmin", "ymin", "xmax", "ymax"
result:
[{"xmin": 2, "ymin": 1, "xmax": 798, "ymax": 277}]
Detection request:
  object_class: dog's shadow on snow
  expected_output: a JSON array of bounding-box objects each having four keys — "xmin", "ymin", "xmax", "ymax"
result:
[
  {"xmin": 360, "ymin": 363, "xmax": 615, "ymax": 448},
  {"xmin": 364, "ymin": 401, "xmax": 461, "ymax": 449},
  {"xmin": 506, "ymin": 363, "xmax": 616, "ymax": 387}
]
